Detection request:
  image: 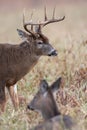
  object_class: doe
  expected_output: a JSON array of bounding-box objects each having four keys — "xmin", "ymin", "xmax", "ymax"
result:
[{"xmin": 28, "ymin": 77, "xmax": 76, "ymax": 130}]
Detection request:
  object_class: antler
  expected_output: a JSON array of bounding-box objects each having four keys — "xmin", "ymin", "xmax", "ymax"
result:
[
  {"xmin": 23, "ymin": 8, "xmax": 65, "ymax": 35},
  {"xmin": 41, "ymin": 7, "xmax": 65, "ymax": 27},
  {"xmin": 23, "ymin": 11, "xmax": 37, "ymax": 37}
]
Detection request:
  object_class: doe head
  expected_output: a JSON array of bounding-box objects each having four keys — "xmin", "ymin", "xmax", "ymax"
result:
[{"xmin": 27, "ymin": 77, "xmax": 61, "ymax": 113}]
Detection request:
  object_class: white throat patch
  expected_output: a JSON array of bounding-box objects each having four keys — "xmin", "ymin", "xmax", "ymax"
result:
[{"xmin": 43, "ymin": 92, "xmax": 48, "ymax": 98}]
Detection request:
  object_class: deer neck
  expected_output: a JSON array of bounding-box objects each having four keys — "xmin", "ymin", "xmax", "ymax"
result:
[
  {"xmin": 42, "ymin": 106, "xmax": 61, "ymax": 121},
  {"xmin": 41, "ymin": 102, "xmax": 61, "ymax": 120},
  {"xmin": 20, "ymin": 41, "xmax": 40, "ymax": 61},
  {"xmin": 14, "ymin": 41, "xmax": 40, "ymax": 78}
]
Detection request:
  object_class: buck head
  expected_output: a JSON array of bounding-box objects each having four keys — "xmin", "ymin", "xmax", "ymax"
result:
[
  {"xmin": 27, "ymin": 77, "xmax": 61, "ymax": 120},
  {"xmin": 17, "ymin": 8, "xmax": 65, "ymax": 57},
  {"xmin": 17, "ymin": 29, "xmax": 57, "ymax": 56}
]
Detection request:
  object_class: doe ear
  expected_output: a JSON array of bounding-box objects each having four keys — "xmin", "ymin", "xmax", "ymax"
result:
[
  {"xmin": 17, "ymin": 29, "xmax": 29, "ymax": 40},
  {"xmin": 40, "ymin": 80, "xmax": 49, "ymax": 94},
  {"xmin": 51, "ymin": 77, "xmax": 62, "ymax": 93}
]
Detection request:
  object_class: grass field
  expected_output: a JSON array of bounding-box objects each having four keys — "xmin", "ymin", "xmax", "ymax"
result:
[{"xmin": 0, "ymin": 3, "xmax": 87, "ymax": 130}]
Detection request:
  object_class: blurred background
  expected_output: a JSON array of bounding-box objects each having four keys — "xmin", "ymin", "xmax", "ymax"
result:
[
  {"xmin": 0, "ymin": 0, "xmax": 87, "ymax": 10},
  {"xmin": 0, "ymin": 0, "xmax": 87, "ymax": 42},
  {"xmin": 0, "ymin": 0, "xmax": 86, "ymax": 9},
  {"xmin": 0, "ymin": 0, "xmax": 87, "ymax": 130}
]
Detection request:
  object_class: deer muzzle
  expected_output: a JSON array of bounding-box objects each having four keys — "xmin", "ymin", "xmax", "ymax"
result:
[
  {"xmin": 27, "ymin": 104, "xmax": 34, "ymax": 110},
  {"xmin": 48, "ymin": 50, "xmax": 57, "ymax": 56}
]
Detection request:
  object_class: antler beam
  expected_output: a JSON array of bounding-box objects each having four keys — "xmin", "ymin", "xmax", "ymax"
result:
[{"xmin": 23, "ymin": 7, "xmax": 65, "ymax": 34}]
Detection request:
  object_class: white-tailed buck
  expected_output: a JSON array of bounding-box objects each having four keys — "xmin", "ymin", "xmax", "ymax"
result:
[
  {"xmin": 28, "ymin": 77, "xmax": 77, "ymax": 130},
  {"xmin": 0, "ymin": 8, "xmax": 65, "ymax": 112}
]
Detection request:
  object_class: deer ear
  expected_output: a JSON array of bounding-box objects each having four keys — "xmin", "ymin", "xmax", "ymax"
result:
[
  {"xmin": 51, "ymin": 77, "xmax": 62, "ymax": 93},
  {"xmin": 40, "ymin": 80, "xmax": 48, "ymax": 93},
  {"xmin": 17, "ymin": 29, "xmax": 29, "ymax": 40}
]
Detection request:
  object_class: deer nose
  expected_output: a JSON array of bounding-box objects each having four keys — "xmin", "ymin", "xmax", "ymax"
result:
[
  {"xmin": 48, "ymin": 50, "xmax": 58, "ymax": 56},
  {"xmin": 27, "ymin": 105, "xmax": 34, "ymax": 110}
]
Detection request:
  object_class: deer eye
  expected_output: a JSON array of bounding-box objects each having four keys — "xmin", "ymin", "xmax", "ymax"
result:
[{"xmin": 38, "ymin": 41, "xmax": 43, "ymax": 44}]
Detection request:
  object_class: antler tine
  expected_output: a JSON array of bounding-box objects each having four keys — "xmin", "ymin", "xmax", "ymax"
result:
[
  {"xmin": 43, "ymin": 15, "xmax": 65, "ymax": 27},
  {"xmin": 44, "ymin": 6, "xmax": 47, "ymax": 21},
  {"xmin": 52, "ymin": 7, "xmax": 55, "ymax": 19},
  {"xmin": 23, "ymin": 10, "xmax": 37, "ymax": 37},
  {"xmin": 35, "ymin": 25, "xmax": 42, "ymax": 33},
  {"xmin": 30, "ymin": 11, "xmax": 33, "ymax": 20},
  {"xmin": 23, "ymin": 9, "xmax": 25, "ymax": 26},
  {"xmin": 31, "ymin": 25, "xmax": 33, "ymax": 31},
  {"xmin": 38, "ymin": 7, "xmax": 65, "ymax": 28},
  {"xmin": 30, "ymin": 11, "xmax": 33, "ymax": 31},
  {"xmin": 22, "ymin": 8, "xmax": 65, "ymax": 34}
]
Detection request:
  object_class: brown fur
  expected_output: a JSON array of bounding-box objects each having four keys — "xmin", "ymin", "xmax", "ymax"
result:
[
  {"xmin": 32, "ymin": 115, "xmax": 75, "ymax": 130},
  {"xmin": 0, "ymin": 29, "xmax": 57, "ymax": 112},
  {"xmin": 28, "ymin": 78, "xmax": 76, "ymax": 130}
]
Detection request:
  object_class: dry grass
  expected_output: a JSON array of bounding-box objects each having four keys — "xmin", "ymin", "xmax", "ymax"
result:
[{"xmin": 0, "ymin": 3, "xmax": 87, "ymax": 130}]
